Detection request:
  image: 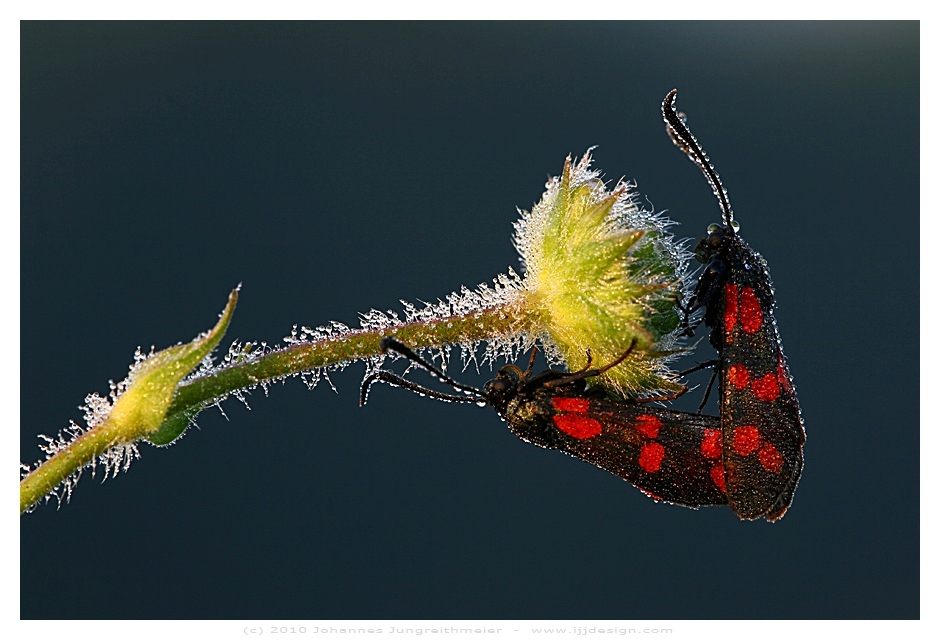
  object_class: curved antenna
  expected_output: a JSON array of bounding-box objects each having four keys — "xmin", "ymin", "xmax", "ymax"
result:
[
  {"xmin": 360, "ymin": 370, "xmax": 483, "ymax": 407},
  {"xmin": 662, "ymin": 89, "xmax": 734, "ymax": 229},
  {"xmin": 380, "ymin": 337, "xmax": 481, "ymax": 395},
  {"xmin": 360, "ymin": 337, "xmax": 486, "ymax": 406}
]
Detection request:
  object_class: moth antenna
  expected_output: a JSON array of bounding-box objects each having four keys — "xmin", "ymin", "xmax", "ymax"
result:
[
  {"xmin": 360, "ymin": 370, "xmax": 484, "ymax": 407},
  {"xmin": 380, "ymin": 337, "xmax": 481, "ymax": 396},
  {"xmin": 662, "ymin": 89, "xmax": 735, "ymax": 229}
]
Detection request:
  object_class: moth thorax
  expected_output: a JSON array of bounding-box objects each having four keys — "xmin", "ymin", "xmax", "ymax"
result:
[{"xmin": 501, "ymin": 395, "xmax": 556, "ymax": 449}]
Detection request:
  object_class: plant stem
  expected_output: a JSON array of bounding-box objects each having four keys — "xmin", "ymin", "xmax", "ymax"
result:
[
  {"xmin": 20, "ymin": 296, "xmax": 532, "ymax": 513},
  {"xmin": 19, "ymin": 422, "xmax": 124, "ymax": 513},
  {"xmin": 168, "ymin": 297, "xmax": 530, "ymax": 420}
]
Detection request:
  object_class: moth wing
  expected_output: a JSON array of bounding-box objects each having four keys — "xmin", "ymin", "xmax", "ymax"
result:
[
  {"xmin": 720, "ymin": 243, "xmax": 806, "ymax": 520},
  {"xmin": 551, "ymin": 397, "xmax": 729, "ymax": 509}
]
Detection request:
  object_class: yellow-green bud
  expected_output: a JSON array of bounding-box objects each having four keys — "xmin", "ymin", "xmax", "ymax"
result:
[{"xmin": 514, "ymin": 152, "xmax": 687, "ymax": 396}]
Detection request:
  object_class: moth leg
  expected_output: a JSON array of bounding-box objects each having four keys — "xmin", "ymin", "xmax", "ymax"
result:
[
  {"xmin": 543, "ymin": 339, "xmax": 637, "ymax": 388},
  {"xmin": 624, "ymin": 386, "xmax": 689, "ymax": 404},
  {"xmin": 697, "ymin": 367, "xmax": 719, "ymax": 414},
  {"xmin": 522, "ymin": 343, "xmax": 540, "ymax": 377},
  {"xmin": 678, "ymin": 359, "xmax": 719, "ymax": 377}
]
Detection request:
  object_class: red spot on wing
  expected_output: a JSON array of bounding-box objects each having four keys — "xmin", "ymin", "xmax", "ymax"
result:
[
  {"xmin": 701, "ymin": 428, "xmax": 722, "ymax": 459},
  {"xmin": 724, "ymin": 283, "xmax": 739, "ymax": 336},
  {"xmin": 758, "ymin": 443, "xmax": 784, "ymax": 474},
  {"xmin": 638, "ymin": 442, "xmax": 665, "ymax": 472},
  {"xmin": 732, "ymin": 425, "xmax": 761, "ymax": 457},
  {"xmin": 752, "ymin": 373, "xmax": 781, "ymax": 402},
  {"xmin": 553, "ymin": 414, "xmax": 602, "ymax": 439},
  {"xmin": 739, "ymin": 287, "xmax": 763, "ymax": 333},
  {"xmin": 727, "ymin": 363, "xmax": 750, "ymax": 389},
  {"xmin": 552, "ymin": 396, "xmax": 590, "ymax": 413},
  {"xmin": 635, "ymin": 414, "xmax": 662, "ymax": 439},
  {"xmin": 710, "ymin": 464, "xmax": 726, "ymax": 493}
]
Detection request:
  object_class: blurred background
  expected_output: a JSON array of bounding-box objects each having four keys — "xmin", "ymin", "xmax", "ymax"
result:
[{"xmin": 21, "ymin": 22, "xmax": 918, "ymax": 619}]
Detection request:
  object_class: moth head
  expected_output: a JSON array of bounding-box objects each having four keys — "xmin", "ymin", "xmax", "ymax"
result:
[
  {"xmin": 482, "ymin": 365, "xmax": 524, "ymax": 409},
  {"xmin": 694, "ymin": 220, "xmax": 740, "ymax": 263}
]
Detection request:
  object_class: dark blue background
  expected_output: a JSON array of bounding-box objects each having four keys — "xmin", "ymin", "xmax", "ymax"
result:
[{"xmin": 21, "ymin": 22, "xmax": 919, "ymax": 619}]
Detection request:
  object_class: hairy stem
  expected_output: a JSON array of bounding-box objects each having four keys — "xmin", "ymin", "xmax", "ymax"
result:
[
  {"xmin": 20, "ymin": 296, "xmax": 531, "ymax": 514},
  {"xmin": 20, "ymin": 422, "xmax": 127, "ymax": 513},
  {"xmin": 168, "ymin": 297, "xmax": 530, "ymax": 421}
]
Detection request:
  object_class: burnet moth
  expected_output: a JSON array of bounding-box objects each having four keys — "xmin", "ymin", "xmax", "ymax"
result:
[
  {"xmin": 663, "ymin": 89, "xmax": 805, "ymax": 521},
  {"xmin": 362, "ymin": 337, "xmax": 728, "ymax": 511}
]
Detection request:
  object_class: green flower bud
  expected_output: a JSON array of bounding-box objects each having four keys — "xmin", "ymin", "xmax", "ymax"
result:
[{"xmin": 514, "ymin": 152, "xmax": 687, "ymax": 396}]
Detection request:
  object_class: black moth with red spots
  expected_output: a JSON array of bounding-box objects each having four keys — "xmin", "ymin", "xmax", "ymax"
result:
[
  {"xmin": 663, "ymin": 89, "xmax": 805, "ymax": 521},
  {"xmin": 361, "ymin": 338, "xmax": 728, "ymax": 511}
]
